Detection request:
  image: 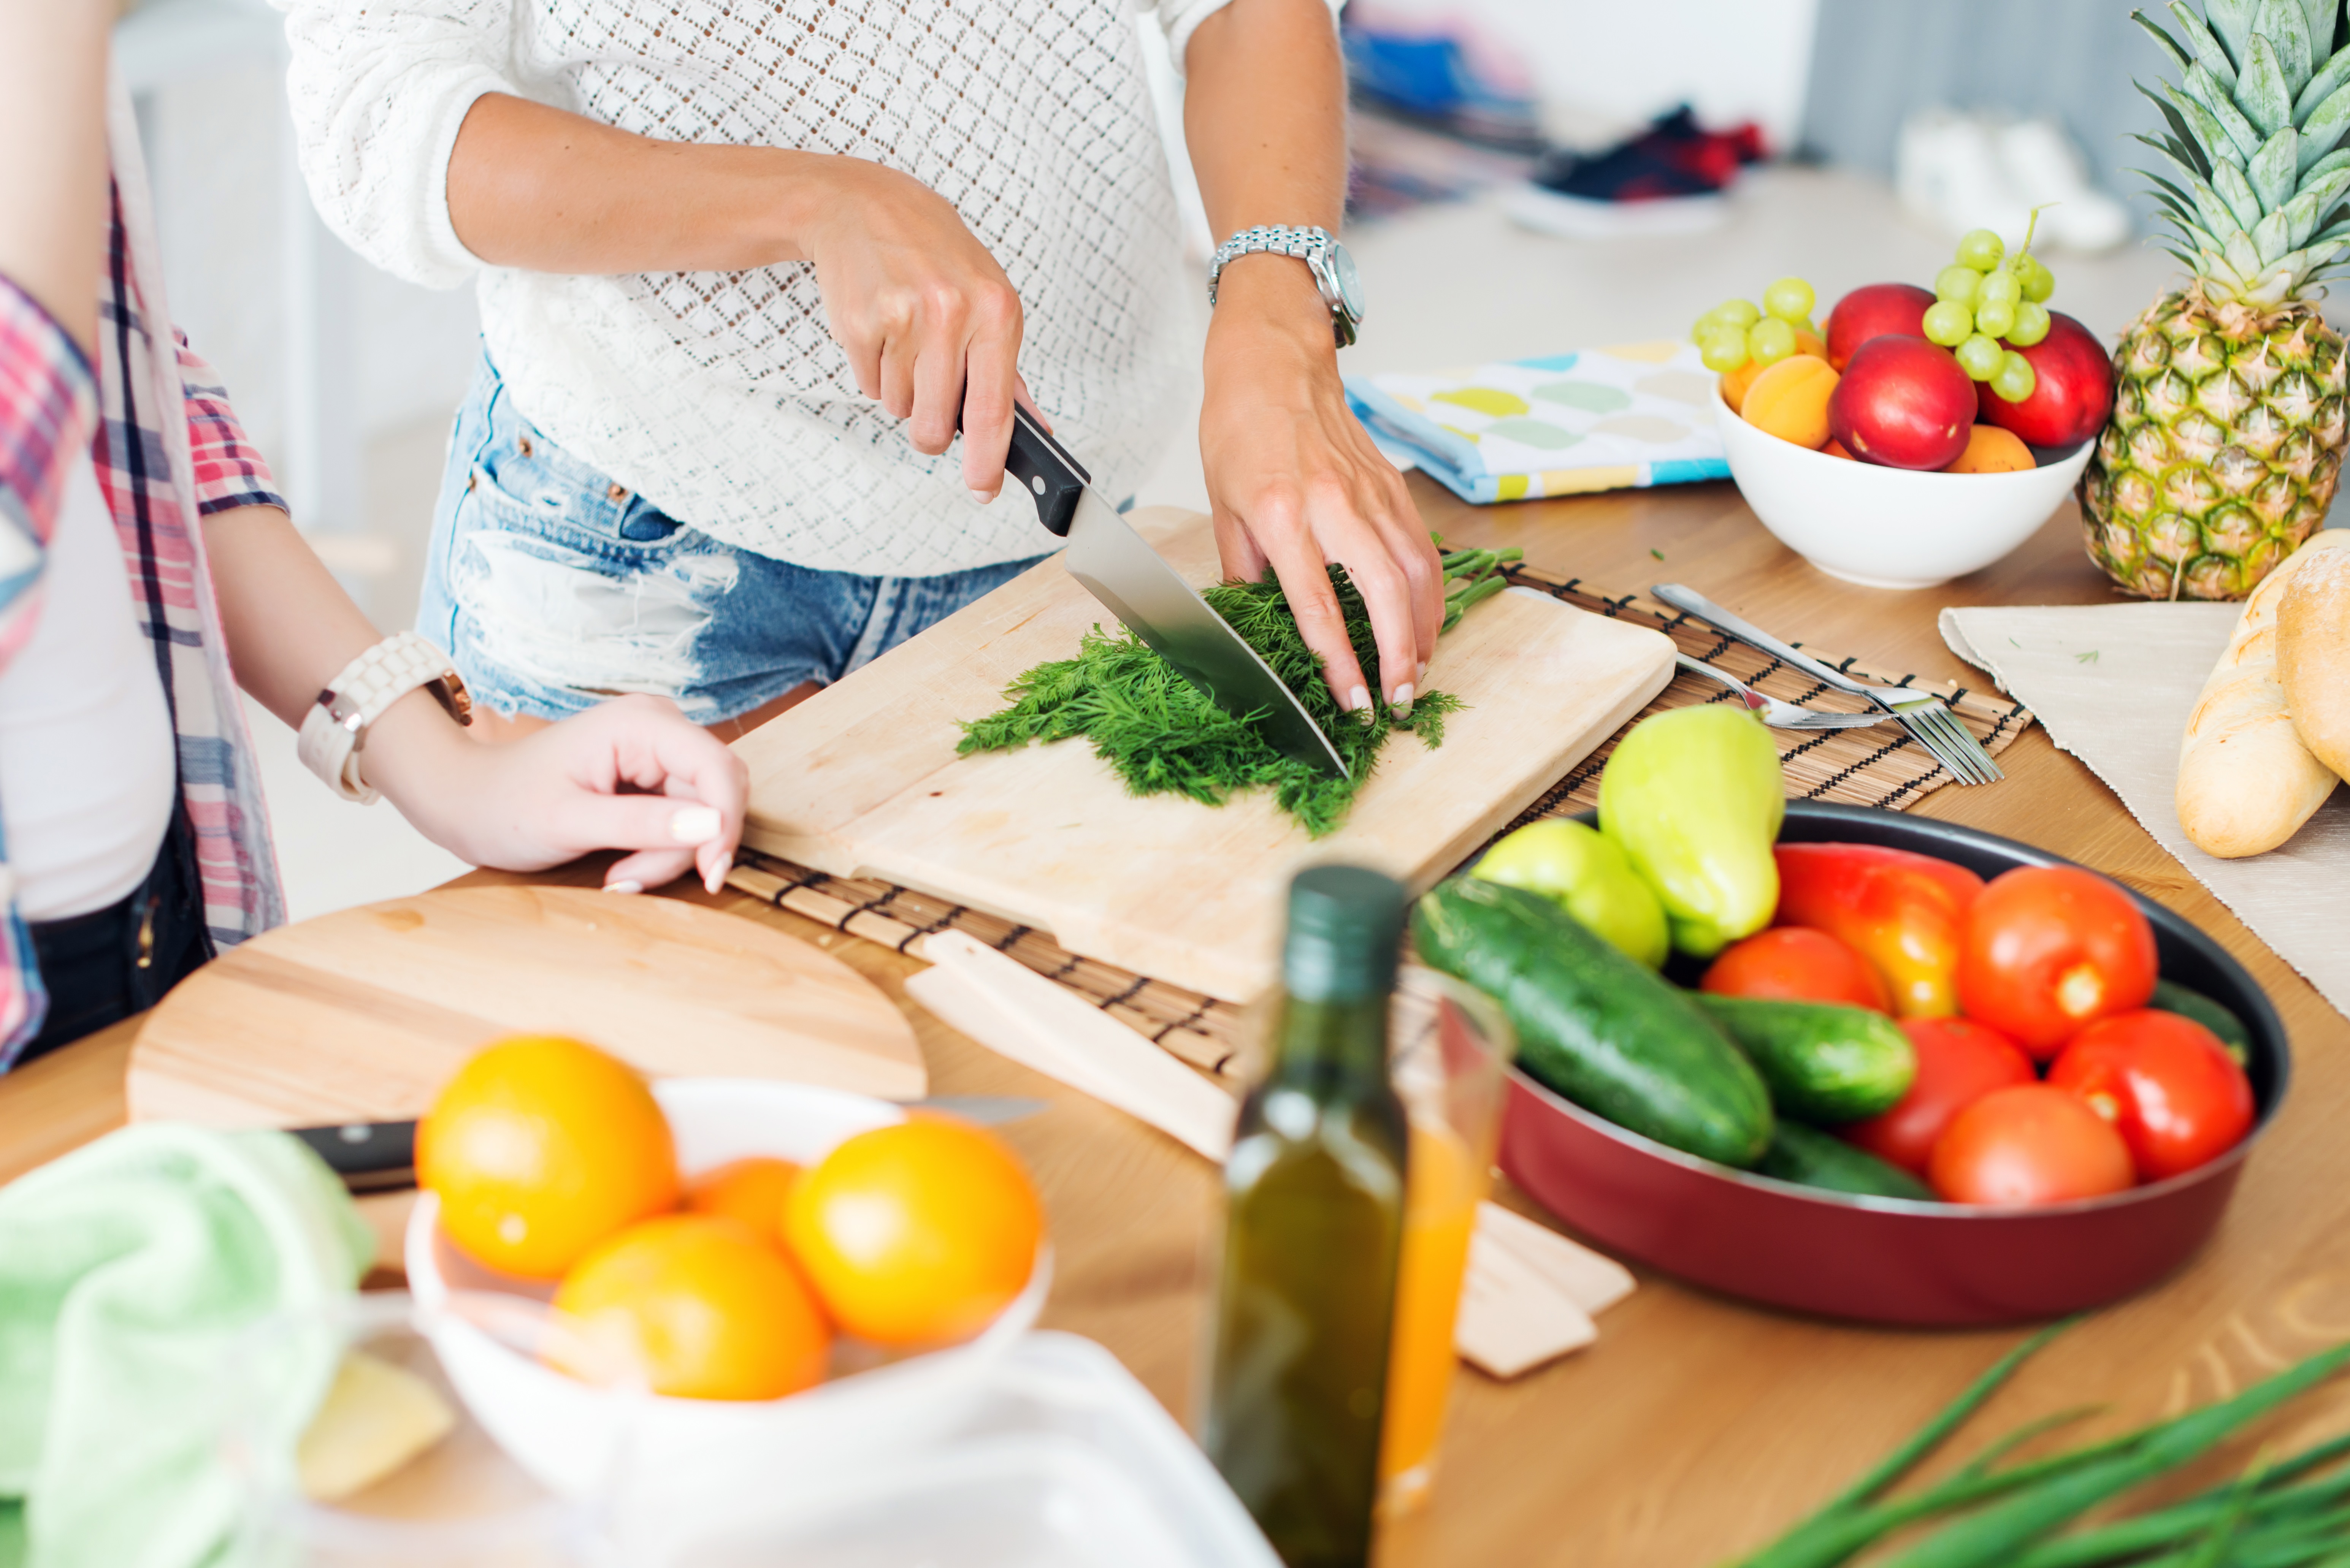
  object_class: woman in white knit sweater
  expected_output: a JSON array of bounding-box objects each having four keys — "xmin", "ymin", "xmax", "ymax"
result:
[{"xmin": 273, "ymin": 0, "xmax": 1439, "ymax": 751}]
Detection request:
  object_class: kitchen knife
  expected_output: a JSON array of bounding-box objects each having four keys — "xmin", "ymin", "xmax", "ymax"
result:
[
  {"xmin": 998, "ymin": 405, "xmax": 1349, "ymax": 778},
  {"xmin": 292, "ymin": 1095, "xmax": 1050, "ymax": 1194}
]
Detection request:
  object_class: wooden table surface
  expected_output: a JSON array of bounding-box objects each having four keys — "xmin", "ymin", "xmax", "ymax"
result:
[{"xmin": 8, "ymin": 475, "xmax": 2349, "ymax": 1566}]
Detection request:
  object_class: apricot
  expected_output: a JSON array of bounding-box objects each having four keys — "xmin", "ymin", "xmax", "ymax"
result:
[
  {"xmin": 1941, "ymin": 424, "xmax": 2035, "ymax": 474},
  {"xmin": 1719, "ymin": 331, "xmax": 1826, "ymax": 415},
  {"xmin": 1741, "ymin": 354, "xmax": 1838, "ymax": 449},
  {"xmin": 1820, "ymin": 439, "xmax": 1856, "ymax": 461}
]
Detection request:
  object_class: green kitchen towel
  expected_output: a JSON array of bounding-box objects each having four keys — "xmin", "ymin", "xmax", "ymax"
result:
[{"xmin": 0, "ymin": 1125, "xmax": 371, "ymax": 1568}]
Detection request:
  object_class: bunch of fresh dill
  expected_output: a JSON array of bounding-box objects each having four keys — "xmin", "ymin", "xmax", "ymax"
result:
[{"xmin": 958, "ymin": 546, "xmax": 1517, "ymax": 838}]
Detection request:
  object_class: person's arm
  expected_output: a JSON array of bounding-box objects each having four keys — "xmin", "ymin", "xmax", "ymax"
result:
[
  {"xmin": 204, "ymin": 502, "xmax": 746, "ymax": 894},
  {"xmin": 0, "ymin": 0, "xmax": 108, "ymax": 357},
  {"xmin": 1181, "ymin": 0, "xmax": 1442, "ymax": 714},
  {"xmin": 444, "ymin": 94, "xmax": 1030, "ymax": 502}
]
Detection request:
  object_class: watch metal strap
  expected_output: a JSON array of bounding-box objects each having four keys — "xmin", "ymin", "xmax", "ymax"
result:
[
  {"xmin": 1206, "ymin": 223, "xmax": 1329, "ymax": 308},
  {"xmin": 296, "ymin": 631, "xmax": 466, "ymax": 805}
]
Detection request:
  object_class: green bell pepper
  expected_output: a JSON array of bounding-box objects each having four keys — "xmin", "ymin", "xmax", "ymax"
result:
[
  {"xmin": 1597, "ymin": 705, "xmax": 1785, "ymax": 958},
  {"xmin": 1471, "ymin": 819, "xmax": 1670, "ymax": 968}
]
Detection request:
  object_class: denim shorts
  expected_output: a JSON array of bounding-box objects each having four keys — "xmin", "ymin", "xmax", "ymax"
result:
[{"xmin": 418, "ymin": 348, "xmax": 1047, "ymax": 725}]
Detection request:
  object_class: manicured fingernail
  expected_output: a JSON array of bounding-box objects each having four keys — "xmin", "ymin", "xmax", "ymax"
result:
[
  {"xmin": 669, "ymin": 806, "xmax": 723, "ymax": 845},
  {"xmin": 1349, "ymin": 684, "xmax": 1371, "ymax": 713},
  {"xmin": 603, "ymin": 879, "xmax": 644, "ymax": 895},
  {"xmin": 1391, "ymin": 683, "xmax": 1415, "ymax": 717},
  {"xmin": 970, "ymin": 488, "xmax": 995, "ymax": 505},
  {"xmin": 707, "ymin": 852, "xmax": 733, "ymax": 893}
]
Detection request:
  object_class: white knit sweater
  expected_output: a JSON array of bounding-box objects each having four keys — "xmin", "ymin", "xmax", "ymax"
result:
[{"xmin": 272, "ymin": 0, "xmax": 1273, "ymax": 576}]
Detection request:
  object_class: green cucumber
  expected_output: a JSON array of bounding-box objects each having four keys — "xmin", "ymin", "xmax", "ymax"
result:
[
  {"xmin": 1413, "ymin": 878, "xmax": 1773, "ymax": 1168},
  {"xmin": 1759, "ymin": 1121, "xmax": 1935, "ymax": 1201},
  {"xmin": 1693, "ymin": 995, "xmax": 1916, "ymax": 1124},
  {"xmin": 2150, "ymin": 978, "xmax": 2251, "ymax": 1063}
]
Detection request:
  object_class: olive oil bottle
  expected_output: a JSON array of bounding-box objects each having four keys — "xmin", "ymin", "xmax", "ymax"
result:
[{"xmin": 1202, "ymin": 866, "xmax": 1409, "ymax": 1568}]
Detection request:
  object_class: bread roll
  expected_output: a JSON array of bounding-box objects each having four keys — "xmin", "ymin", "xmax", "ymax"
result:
[
  {"xmin": 2279, "ymin": 540, "xmax": 2350, "ymax": 777},
  {"xmin": 2176, "ymin": 533, "xmax": 2348, "ymax": 858}
]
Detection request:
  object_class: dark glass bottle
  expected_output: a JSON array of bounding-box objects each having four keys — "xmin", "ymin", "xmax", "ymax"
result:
[{"xmin": 1202, "ymin": 865, "xmax": 1410, "ymax": 1568}]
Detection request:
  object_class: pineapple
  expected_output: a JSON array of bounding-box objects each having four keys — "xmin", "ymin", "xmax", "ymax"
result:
[{"xmin": 2084, "ymin": 0, "xmax": 2350, "ymax": 600}]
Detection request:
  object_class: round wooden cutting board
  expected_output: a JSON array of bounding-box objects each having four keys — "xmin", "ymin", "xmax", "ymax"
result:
[{"xmin": 127, "ymin": 885, "xmax": 927, "ymax": 1128}]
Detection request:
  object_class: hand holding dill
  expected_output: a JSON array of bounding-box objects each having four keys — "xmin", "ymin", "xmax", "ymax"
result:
[{"xmin": 959, "ymin": 546, "xmax": 1519, "ymax": 837}]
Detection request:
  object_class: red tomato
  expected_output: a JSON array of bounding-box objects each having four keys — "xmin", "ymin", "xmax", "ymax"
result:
[
  {"xmin": 2046, "ymin": 1010, "xmax": 2255, "ymax": 1182},
  {"xmin": 1701, "ymin": 927, "xmax": 1892, "ymax": 1011},
  {"xmin": 1928, "ymin": 1085, "xmax": 2136, "ymax": 1205},
  {"xmin": 1956, "ymin": 867, "xmax": 2157, "ymax": 1057},
  {"xmin": 1841, "ymin": 1017, "xmax": 2036, "ymax": 1175}
]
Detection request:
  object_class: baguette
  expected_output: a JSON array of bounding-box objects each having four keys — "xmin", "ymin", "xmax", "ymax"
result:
[
  {"xmin": 2279, "ymin": 539, "xmax": 2350, "ymax": 778},
  {"xmin": 2176, "ymin": 532, "xmax": 2348, "ymax": 858}
]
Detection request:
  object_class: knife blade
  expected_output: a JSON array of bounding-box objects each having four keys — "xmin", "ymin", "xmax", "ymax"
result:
[
  {"xmin": 1000, "ymin": 406, "xmax": 1349, "ymax": 778},
  {"xmin": 290, "ymin": 1094, "xmax": 1050, "ymax": 1194}
]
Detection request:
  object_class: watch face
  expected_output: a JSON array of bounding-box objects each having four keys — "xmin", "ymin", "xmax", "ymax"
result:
[{"xmin": 1330, "ymin": 242, "xmax": 1365, "ymax": 322}]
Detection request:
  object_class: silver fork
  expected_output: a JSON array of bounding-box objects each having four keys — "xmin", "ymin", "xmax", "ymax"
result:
[
  {"xmin": 1650, "ymin": 584, "xmax": 2004, "ymax": 784},
  {"xmin": 1674, "ymin": 655, "xmax": 1893, "ymax": 730}
]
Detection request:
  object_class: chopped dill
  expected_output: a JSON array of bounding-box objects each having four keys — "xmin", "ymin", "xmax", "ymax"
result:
[{"xmin": 958, "ymin": 546, "xmax": 1516, "ymax": 837}]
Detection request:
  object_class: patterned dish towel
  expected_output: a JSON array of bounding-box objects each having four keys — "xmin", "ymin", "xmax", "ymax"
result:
[{"xmin": 1345, "ymin": 340, "xmax": 1730, "ymax": 504}]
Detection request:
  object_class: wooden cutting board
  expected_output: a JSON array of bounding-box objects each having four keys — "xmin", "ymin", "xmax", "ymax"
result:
[
  {"xmin": 738, "ymin": 508, "xmax": 1674, "ymax": 1000},
  {"xmin": 126, "ymin": 885, "xmax": 926, "ymax": 1127}
]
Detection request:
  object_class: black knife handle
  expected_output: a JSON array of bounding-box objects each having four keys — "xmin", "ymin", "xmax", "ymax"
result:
[
  {"xmin": 292, "ymin": 1118, "xmax": 418, "ymax": 1194},
  {"xmin": 999, "ymin": 405, "xmax": 1089, "ymax": 538}
]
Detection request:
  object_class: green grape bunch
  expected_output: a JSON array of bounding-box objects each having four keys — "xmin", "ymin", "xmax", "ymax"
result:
[
  {"xmin": 1920, "ymin": 208, "xmax": 2058, "ymax": 403},
  {"xmin": 1692, "ymin": 277, "xmax": 1821, "ymax": 373}
]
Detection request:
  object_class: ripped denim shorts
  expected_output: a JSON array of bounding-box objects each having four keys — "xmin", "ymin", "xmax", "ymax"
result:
[{"xmin": 417, "ymin": 347, "xmax": 1047, "ymax": 725}]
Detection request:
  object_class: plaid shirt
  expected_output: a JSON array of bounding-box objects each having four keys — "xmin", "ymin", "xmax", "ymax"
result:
[{"xmin": 0, "ymin": 187, "xmax": 285, "ymax": 1064}]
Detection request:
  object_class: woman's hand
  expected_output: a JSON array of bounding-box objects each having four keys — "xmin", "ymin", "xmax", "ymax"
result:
[
  {"xmin": 366, "ymin": 694, "xmax": 748, "ymax": 895},
  {"xmin": 1199, "ymin": 258, "xmax": 1443, "ymax": 713},
  {"xmin": 799, "ymin": 158, "xmax": 1028, "ymax": 503}
]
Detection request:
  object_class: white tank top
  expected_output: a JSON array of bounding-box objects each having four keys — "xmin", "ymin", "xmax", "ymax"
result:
[{"xmin": 0, "ymin": 461, "xmax": 179, "ymax": 920}]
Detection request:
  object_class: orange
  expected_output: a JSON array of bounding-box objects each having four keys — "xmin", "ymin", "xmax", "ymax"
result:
[
  {"xmin": 683, "ymin": 1156, "xmax": 801, "ymax": 1249},
  {"xmin": 783, "ymin": 1117, "xmax": 1043, "ymax": 1347},
  {"xmin": 1719, "ymin": 330, "xmax": 1825, "ymax": 415},
  {"xmin": 417, "ymin": 1035, "xmax": 679, "ymax": 1279},
  {"xmin": 1741, "ymin": 355, "xmax": 1838, "ymax": 449},
  {"xmin": 1942, "ymin": 424, "xmax": 2035, "ymax": 474},
  {"xmin": 1821, "ymin": 438, "xmax": 1857, "ymax": 461},
  {"xmin": 554, "ymin": 1214, "xmax": 831, "ymax": 1401}
]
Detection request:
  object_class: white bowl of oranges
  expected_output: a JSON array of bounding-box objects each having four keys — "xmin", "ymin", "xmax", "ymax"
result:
[
  {"xmin": 1701, "ymin": 262, "xmax": 2101, "ymax": 590},
  {"xmin": 403, "ymin": 1037, "xmax": 1050, "ymax": 1508}
]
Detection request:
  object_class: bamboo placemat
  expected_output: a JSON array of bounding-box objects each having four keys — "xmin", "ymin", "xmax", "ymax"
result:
[{"xmin": 725, "ymin": 571, "xmax": 2034, "ymax": 1080}]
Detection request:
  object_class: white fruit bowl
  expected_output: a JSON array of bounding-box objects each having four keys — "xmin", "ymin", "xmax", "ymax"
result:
[
  {"xmin": 405, "ymin": 1079, "xmax": 1051, "ymax": 1514},
  {"xmin": 1713, "ymin": 383, "xmax": 2095, "ymax": 589}
]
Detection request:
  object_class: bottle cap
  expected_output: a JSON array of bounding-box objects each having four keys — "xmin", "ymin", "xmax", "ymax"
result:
[{"xmin": 1283, "ymin": 865, "xmax": 1407, "ymax": 1003}]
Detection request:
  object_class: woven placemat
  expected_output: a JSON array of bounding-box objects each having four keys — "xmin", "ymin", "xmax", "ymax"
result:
[{"xmin": 725, "ymin": 569, "xmax": 2035, "ymax": 1080}]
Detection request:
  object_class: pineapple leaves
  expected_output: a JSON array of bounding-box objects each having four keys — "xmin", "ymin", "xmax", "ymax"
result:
[
  {"xmin": 2172, "ymin": 1, "xmax": 2244, "ymax": 86},
  {"xmin": 2208, "ymin": 0, "xmax": 2258, "ymax": 67},
  {"xmin": 2250, "ymin": 125, "xmax": 2301, "ymax": 205},
  {"xmin": 2213, "ymin": 156, "xmax": 2271, "ymax": 228},
  {"xmin": 2180, "ymin": 67, "xmax": 2263, "ymax": 162},
  {"xmin": 2240, "ymin": 36, "xmax": 2296, "ymax": 134},
  {"xmin": 2294, "ymin": 37, "xmax": 2350, "ymax": 117},
  {"xmin": 2283, "ymin": 163, "xmax": 2350, "ymax": 243},
  {"xmin": 2225, "ymin": 226, "xmax": 2269, "ymax": 278},
  {"xmin": 2134, "ymin": 9, "xmax": 2198, "ymax": 74},
  {"xmin": 2304, "ymin": 0, "xmax": 2342, "ymax": 54},
  {"xmin": 2252, "ymin": 204, "xmax": 2296, "ymax": 263},
  {"xmin": 2297, "ymin": 74, "xmax": 2350, "ymax": 168},
  {"xmin": 2258, "ymin": 0, "xmax": 2315, "ymax": 94},
  {"xmin": 2139, "ymin": 86, "xmax": 2219, "ymax": 178}
]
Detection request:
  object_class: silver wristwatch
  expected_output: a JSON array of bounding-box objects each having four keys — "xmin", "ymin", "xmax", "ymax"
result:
[{"xmin": 1206, "ymin": 224, "xmax": 1366, "ymax": 347}]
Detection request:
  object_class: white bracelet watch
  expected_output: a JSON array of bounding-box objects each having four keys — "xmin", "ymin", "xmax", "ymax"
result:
[{"xmin": 296, "ymin": 631, "xmax": 474, "ymax": 805}]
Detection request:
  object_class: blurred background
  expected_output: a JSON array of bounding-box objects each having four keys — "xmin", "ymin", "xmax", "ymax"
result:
[{"xmin": 119, "ymin": 0, "xmax": 2196, "ymax": 917}]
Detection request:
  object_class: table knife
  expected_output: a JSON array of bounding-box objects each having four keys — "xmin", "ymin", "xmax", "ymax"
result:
[
  {"xmin": 290, "ymin": 1094, "xmax": 1050, "ymax": 1194},
  {"xmin": 999, "ymin": 405, "xmax": 1348, "ymax": 778}
]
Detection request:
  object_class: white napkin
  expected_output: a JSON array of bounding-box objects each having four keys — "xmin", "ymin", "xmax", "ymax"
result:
[
  {"xmin": 1941, "ymin": 600, "xmax": 2350, "ymax": 1021},
  {"xmin": 906, "ymin": 931, "xmax": 1630, "ymax": 1378}
]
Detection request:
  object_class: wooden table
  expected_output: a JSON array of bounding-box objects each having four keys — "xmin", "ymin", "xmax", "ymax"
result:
[{"xmin": 8, "ymin": 476, "xmax": 2348, "ymax": 1566}]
